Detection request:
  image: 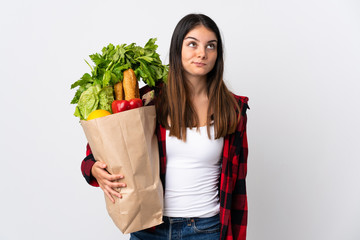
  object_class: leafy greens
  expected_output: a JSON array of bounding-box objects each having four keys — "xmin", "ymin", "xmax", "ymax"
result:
[{"xmin": 70, "ymin": 38, "xmax": 168, "ymax": 120}]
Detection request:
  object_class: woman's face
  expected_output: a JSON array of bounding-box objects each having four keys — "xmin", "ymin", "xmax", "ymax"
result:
[{"xmin": 181, "ymin": 25, "xmax": 218, "ymax": 81}]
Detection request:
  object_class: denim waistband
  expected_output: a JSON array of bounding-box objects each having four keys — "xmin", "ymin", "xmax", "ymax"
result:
[{"xmin": 163, "ymin": 214, "xmax": 219, "ymax": 224}]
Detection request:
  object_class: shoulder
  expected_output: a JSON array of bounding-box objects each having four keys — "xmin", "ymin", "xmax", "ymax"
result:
[
  {"xmin": 228, "ymin": 93, "xmax": 249, "ymax": 136},
  {"xmin": 232, "ymin": 93, "xmax": 249, "ymax": 104},
  {"xmin": 232, "ymin": 93, "xmax": 250, "ymax": 116}
]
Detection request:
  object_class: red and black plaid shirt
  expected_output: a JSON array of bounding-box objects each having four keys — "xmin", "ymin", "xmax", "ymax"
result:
[{"xmin": 81, "ymin": 87, "xmax": 249, "ymax": 240}]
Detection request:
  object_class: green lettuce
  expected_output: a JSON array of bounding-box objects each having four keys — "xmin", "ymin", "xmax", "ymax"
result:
[
  {"xmin": 99, "ymin": 86, "xmax": 114, "ymax": 113},
  {"xmin": 74, "ymin": 85, "xmax": 101, "ymax": 120}
]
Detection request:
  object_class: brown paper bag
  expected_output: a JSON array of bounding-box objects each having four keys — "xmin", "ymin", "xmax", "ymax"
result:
[{"xmin": 80, "ymin": 105, "xmax": 163, "ymax": 234}]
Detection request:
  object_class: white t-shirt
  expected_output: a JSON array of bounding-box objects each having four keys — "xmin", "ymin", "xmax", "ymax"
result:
[{"xmin": 164, "ymin": 125, "xmax": 224, "ymax": 217}]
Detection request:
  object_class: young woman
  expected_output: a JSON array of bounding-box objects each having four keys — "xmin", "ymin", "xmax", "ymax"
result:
[{"xmin": 81, "ymin": 13, "xmax": 249, "ymax": 240}]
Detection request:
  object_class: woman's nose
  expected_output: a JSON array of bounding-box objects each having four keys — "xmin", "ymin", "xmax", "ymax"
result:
[{"xmin": 197, "ymin": 47, "xmax": 207, "ymax": 59}]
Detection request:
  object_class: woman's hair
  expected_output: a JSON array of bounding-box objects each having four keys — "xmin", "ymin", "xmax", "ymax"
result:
[{"xmin": 156, "ymin": 13, "xmax": 241, "ymax": 141}]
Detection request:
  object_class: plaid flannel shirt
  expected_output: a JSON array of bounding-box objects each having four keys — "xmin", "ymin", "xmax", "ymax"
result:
[{"xmin": 81, "ymin": 87, "xmax": 249, "ymax": 240}]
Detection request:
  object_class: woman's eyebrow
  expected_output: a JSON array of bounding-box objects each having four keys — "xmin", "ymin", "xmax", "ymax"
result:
[{"xmin": 184, "ymin": 36, "xmax": 217, "ymax": 43}]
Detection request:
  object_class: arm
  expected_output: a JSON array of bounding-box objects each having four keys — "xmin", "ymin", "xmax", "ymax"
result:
[
  {"xmin": 230, "ymin": 96, "xmax": 249, "ymax": 239},
  {"xmin": 231, "ymin": 129, "xmax": 248, "ymax": 240},
  {"xmin": 80, "ymin": 144, "xmax": 126, "ymax": 203},
  {"xmin": 80, "ymin": 144, "xmax": 98, "ymax": 187}
]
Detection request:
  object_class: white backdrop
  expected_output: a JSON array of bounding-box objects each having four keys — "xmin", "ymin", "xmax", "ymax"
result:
[{"xmin": 1, "ymin": 0, "xmax": 359, "ymax": 239}]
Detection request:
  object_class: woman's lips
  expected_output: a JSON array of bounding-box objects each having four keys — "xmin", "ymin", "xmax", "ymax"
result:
[{"xmin": 193, "ymin": 62, "xmax": 206, "ymax": 67}]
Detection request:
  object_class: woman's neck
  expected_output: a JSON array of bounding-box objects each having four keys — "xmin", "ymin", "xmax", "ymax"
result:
[
  {"xmin": 186, "ymin": 75, "xmax": 210, "ymax": 126},
  {"xmin": 187, "ymin": 75, "xmax": 207, "ymax": 98}
]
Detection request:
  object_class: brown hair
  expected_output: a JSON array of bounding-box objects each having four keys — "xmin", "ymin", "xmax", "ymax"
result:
[{"xmin": 156, "ymin": 13, "xmax": 240, "ymax": 141}]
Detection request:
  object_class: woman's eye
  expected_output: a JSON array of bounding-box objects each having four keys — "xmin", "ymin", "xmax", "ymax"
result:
[
  {"xmin": 207, "ymin": 44, "xmax": 216, "ymax": 49},
  {"xmin": 188, "ymin": 42, "xmax": 196, "ymax": 47}
]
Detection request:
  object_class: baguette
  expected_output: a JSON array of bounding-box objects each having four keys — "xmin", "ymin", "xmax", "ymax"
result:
[
  {"xmin": 123, "ymin": 69, "xmax": 139, "ymax": 100},
  {"xmin": 114, "ymin": 82, "xmax": 124, "ymax": 100}
]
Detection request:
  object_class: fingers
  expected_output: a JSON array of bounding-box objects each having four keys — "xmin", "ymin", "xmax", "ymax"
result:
[
  {"xmin": 107, "ymin": 173, "xmax": 124, "ymax": 181},
  {"xmin": 102, "ymin": 179, "xmax": 126, "ymax": 196},
  {"xmin": 95, "ymin": 161, "xmax": 107, "ymax": 169},
  {"xmin": 92, "ymin": 161, "xmax": 127, "ymax": 202},
  {"xmin": 100, "ymin": 182, "xmax": 126, "ymax": 202},
  {"xmin": 104, "ymin": 189, "xmax": 115, "ymax": 203},
  {"xmin": 108, "ymin": 180, "xmax": 126, "ymax": 189},
  {"xmin": 104, "ymin": 186, "xmax": 120, "ymax": 203},
  {"xmin": 93, "ymin": 162, "xmax": 124, "ymax": 181}
]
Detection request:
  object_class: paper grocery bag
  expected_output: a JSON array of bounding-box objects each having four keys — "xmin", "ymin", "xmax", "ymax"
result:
[{"xmin": 80, "ymin": 106, "xmax": 163, "ymax": 234}]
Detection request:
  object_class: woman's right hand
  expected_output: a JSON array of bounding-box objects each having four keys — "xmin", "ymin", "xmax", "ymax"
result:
[{"xmin": 91, "ymin": 161, "xmax": 126, "ymax": 203}]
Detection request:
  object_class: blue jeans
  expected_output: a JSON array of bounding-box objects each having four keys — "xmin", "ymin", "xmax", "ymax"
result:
[{"xmin": 130, "ymin": 214, "xmax": 220, "ymax": 240}]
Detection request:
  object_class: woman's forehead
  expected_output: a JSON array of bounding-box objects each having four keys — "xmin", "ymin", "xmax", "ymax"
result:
[{"xmin": 184, "ymin": 25, "xmax": 217, "ymax": 42}]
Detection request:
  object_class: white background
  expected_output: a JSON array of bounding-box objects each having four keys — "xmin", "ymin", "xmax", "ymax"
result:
[{"xmin": 1, "ymin": 0, "xmax": 359, "ymax": 239}]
